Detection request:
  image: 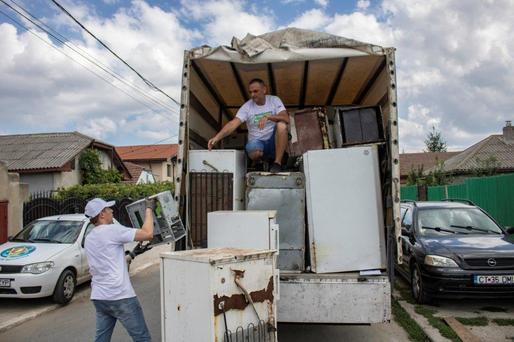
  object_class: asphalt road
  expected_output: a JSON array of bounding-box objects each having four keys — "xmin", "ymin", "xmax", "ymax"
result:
[{"xmin": 0, "ymin": 265, "xmax": 409, "ymax": 341}]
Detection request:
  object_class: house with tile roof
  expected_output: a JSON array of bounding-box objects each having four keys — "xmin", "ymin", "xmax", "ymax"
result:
[
  {"xmin": 400, "ymin": 151, "xmax": 461, "ymax": 184},
  {"xmin": 116, "ymin": 144, "xmax": 178, "ymax": 182},
  {"xmin": 435, "ymin": 121, "xmax": 514, "ymax": 182},
  {"xmin": 0, "ymin": 132, "xmax": 130, "ymax": 193},
  {"xmin": 124, "ymin": 161, "xmax": 156, "ymax": 184}
]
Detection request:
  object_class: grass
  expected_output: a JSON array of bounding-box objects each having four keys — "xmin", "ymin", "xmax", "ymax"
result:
[
  {"xmin": 455, "ymin": 316, "xmax": 489, "ymax": 326},
  {"xmin": 414, "ymin": 305, "xmax": 462, "ymax": 342},
  {"xmin": 392, "ymin": 299, "xmax": 431, "ymax": 342},
  {"xmin": 480, "ymin": 306, "xmax": 507, "ymax": 312},
  {"xmin": 394, "ymin": 282, "xmax": 416, "ymax": 304},
  {"xmin": 493, "ymin": 318, "xmax": 514, "ymax": 326}
]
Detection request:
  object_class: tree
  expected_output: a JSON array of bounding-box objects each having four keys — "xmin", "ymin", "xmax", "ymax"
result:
[
  {"xmin": 406, "ymin": 159, "xmax": 451, "ymax": 186},
  {"xmin": 79, "ymin": 149, "xmax": 122, "ymax": 184},
  {"xmin": 424, "ymin": 126, "xmax": 447, "ymax": 152}
]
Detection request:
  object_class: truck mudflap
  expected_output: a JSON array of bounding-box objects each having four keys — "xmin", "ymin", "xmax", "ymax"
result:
[{"xmin": 277, "ymin": 272, "xmax": 391, "ymax": 324}]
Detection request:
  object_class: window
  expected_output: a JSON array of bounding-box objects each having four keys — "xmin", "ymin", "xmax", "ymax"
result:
[
  {"xmin": 82, "ymin": 223, "xmax": 95, "ymax": 247},
  {"xmin": 402, "ymin": 208, "xmax": 413, "ymax": 227},
  {"xmin": 167, "ymin": 164, "xmax": 171, "ymax": 177}
]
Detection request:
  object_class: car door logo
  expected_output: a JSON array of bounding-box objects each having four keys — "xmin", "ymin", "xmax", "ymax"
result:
[
  {"xmin": 0, "ymin": 246, "xmax": 37, "ymax": 260},
  {"xmin": 487, "ymin": 258, "xmax": 497, "ymax": 267}
]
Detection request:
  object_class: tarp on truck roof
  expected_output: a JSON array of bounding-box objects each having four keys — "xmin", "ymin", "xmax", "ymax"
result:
[{"xmin": 190, "ymin": 27, "xmax": 389, "ymax": 63}]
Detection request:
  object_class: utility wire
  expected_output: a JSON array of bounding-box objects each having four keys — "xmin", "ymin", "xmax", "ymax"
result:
[
  {"xmin": 2, "ymin": 0, "xmax": 178, "ymax": 117},
  {"xmin": 50, "ymin": 0, "xmax": 181, "ymax": 106},
  {"xmin": 0, "ymin": 5, "xmax": 177, "ymax": 122}
]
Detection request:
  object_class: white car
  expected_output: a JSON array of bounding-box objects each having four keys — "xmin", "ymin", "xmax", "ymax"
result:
[{"xmin": 0, "ymin": 214, "xmax": 137, "ymax": 304}]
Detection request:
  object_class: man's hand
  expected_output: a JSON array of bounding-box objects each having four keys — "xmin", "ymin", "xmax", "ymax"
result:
[
  {"xmin": 145, "ymin": 197, "xmax": 156, "ymax": 211},
  {"xmin": 208, "ymin": 136, "xmax": 218, "ymax": 150},
  {"xmin": 258, "ymin": 116, "xmax": 268, "ymax": 130}
]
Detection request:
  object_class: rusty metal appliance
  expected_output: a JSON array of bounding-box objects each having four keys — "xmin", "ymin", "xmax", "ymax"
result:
[
  {"xmin": 330, "ymin": 106, "xmax": 385, "ymax": 146},
  {"xmin": 287, "ymin": 108, "xmax": 330, "ymax": 157},
  {"xmin": 246, "ymin": 172, "xmax": 306, "ymax": 272},
  {"xmin": 160, "ymin": 248, "xmax": 277, "ymax": 342}
]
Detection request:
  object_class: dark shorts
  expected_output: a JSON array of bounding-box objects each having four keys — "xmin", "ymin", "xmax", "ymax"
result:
[{"xmin": 245, "ymin": 131, "xmax": 276, "ymax": 161}]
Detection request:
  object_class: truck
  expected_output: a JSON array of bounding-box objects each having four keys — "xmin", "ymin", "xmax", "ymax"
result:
[{"xmin": 172, "ymin": 27, "xmax": 401, "ymax": 325}]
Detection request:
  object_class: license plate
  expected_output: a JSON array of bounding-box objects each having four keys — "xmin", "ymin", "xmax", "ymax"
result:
[
  {"xmin": 0, "ymin": 278, "xmax": 10, "ymax": 287},
  {"xmin": 474, "ymin": 275, "xmax": 514, "ymax": 285}
]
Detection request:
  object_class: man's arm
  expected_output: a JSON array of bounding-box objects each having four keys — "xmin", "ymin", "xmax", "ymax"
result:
[
  {"xmin": 258, "ymin": 110, "xmax": 289, "ymax": 129},
  {"xmin": 134, "ymin": 199, "xmax": 155, "ymax": 241},
  {"xmin": 208, "ymin": 117, "xmax": 242, "ymax": 150}
]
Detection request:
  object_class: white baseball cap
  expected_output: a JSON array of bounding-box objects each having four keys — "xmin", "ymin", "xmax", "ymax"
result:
[{"xmin": 85, "ymin": 198, "xmax": 115, "ymax": 218}]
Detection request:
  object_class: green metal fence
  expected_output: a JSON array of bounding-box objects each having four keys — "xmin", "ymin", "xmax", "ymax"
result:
[{"xmin": 400, "ymin": 173, "xmax": 514, "ymax": 226}]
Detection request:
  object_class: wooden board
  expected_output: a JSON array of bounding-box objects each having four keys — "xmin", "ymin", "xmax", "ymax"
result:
[
  {"xmin": 305, "ymin": 58, "xmax": 343, "ymax": 105},
  {"xmin": 273, "ymin": 61, "xmax": 304, "ymax": 105},
  {"xmin": 332, "ymin": 56, "xmax": 382, "ymax": 105},
  {"xmin": 443, "ymin": 317, "xmax": 481, "ymax": 342}
]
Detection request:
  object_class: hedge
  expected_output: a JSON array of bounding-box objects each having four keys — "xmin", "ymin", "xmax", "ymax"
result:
[{"xmin": 54, "ymin": 182, "xmax": 175, "ymax": 201}]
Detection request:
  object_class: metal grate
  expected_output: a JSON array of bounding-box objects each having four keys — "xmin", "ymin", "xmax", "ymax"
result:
[
  {"xmin": 224, "ymin": 320, "xmax": 276, "ymax": 342},
  {"xmin": 189, "ymin": 172, "xmax": 233, "ymax": 248},
  {"xmin": 465, "ymin": 258, "xmax": 514, "ymax": 269}
]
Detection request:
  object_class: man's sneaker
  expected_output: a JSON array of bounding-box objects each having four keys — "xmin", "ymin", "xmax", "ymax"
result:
[{"xmin": 270, "ymin": 162, "xmax": 282, "ymax": 173}]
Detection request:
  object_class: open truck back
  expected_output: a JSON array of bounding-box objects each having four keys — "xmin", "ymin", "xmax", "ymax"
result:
[{"xmin": 174, "ymin": 28, "xmax": 402, "ymax": 324}]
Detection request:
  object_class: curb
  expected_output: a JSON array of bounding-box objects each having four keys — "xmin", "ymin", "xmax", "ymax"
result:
[{"xmin": 0, "ymin": 259, "xmax": 161, "ymax": 333}]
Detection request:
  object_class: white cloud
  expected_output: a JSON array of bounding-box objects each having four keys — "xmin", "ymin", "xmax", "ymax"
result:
[
  {"xmin": 315, "ymin": 0, "xmax": 329, "ymax": 8},
  {"xmin": 181, "ymin": 0, "xmax": 275, "ymax": 45},
  {"xmin": 325, "ymin": 12, "xmax": 394, "ymax": 46},
  {"xmin": 356, "ymin": 0, "xmax": 370, "ymax": 10},
  {"xmin": 80, "ymin": 117, "xmax": 118, "ymax": 140},
  {"xmin": 289, "ymin": 9, "xmax": 330, "ymax": 30}
]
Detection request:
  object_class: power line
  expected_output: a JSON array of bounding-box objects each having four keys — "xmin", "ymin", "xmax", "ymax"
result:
[
  {"xmin": 0, "ymin": 5, "xmax": 177, "ymax": 122},
  {"xmin": 50, "ymin": 0, "xmax": 181, "ymax": 106},
  {"xmin": 2, "ymin": 0, "xmax": 179, "ymax": 117}
]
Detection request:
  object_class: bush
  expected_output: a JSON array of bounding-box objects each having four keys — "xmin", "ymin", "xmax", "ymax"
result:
[
  {"xmin": 79, "ymin": 149, "xmax": 123, "ymax": 184},
  {"xmin": 54, "ymin": 182, "xmax": 174, "ymax": 201}
]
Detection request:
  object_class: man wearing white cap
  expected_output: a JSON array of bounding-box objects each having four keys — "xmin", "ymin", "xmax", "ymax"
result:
[{"xmin": 84, "ymin": 198, "xmax": 155, "ymax": 342}]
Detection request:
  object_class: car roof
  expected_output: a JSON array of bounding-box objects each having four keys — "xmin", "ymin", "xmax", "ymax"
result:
[
  {"xmin": 36, "ymin": 214, "xmax": 88, "ymax": 222},
  {"xmin": 401, "ymin": 201, "xmax": 475, "ymax": 209}
]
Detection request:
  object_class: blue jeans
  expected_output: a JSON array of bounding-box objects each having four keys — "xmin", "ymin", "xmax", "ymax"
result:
[
  {"xmin": 245, "ymin": 129, "xmax": 276, "ymax": 161},
  {"xmin": 92, "ymin": 296, "xmax": 151, "ymax": 342}
]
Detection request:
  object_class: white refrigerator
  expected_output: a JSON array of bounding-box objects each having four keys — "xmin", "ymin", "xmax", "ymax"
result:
[
  {"xmin": 207, "ymin": 210, "xmax": 279, "ymax": 253},
  {"xmin": 303, "ymin": 145, "xmax": 386, "ymax": 273}
]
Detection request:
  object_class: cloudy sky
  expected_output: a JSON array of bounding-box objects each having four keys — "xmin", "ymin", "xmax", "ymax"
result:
[{"xmin": 1, "ymin": 0, "xmax": 513, "ymax": 152}]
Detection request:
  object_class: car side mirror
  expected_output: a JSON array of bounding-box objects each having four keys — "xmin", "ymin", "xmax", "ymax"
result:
[{"xmin": 505, "ymin": 226, "xmax": 514, "ymax": 235}]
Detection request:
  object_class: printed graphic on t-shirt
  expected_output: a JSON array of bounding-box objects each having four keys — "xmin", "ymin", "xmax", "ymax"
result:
[{"xmin": 252, "ymin": 111, "xmax": 273, "ymax": 124}]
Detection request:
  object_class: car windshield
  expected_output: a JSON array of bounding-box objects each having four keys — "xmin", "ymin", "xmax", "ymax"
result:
[
  {"xmin": 12, "ymin": 220, "xmax": 83, "ymax": 244},
  {"xmin": 417, "ymin": 208, "xmax": 503, "ymax": 236}
]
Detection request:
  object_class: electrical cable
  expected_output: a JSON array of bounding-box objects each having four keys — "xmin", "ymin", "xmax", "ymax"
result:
[
  {"xmin": 1, "ymin": 0, "xmax": 179, "ymax": 117},
  {"xmin": 50, "ymin": 0, "xmax": 181, "ymax": 106}
]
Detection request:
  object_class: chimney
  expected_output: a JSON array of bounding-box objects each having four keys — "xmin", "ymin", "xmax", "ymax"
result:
[{"xmin": 503, "ymin": 120, "xmax": 514, "ymax": 143}]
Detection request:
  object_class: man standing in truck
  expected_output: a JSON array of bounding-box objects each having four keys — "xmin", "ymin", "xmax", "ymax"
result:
[{"xmin": 207, "ymin": 78, "xmax": 289, "ymax": 173}]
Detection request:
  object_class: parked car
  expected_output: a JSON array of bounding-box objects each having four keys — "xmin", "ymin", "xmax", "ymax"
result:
[
  {"xmin": 397, "ymin": 200, "xmax": 514, "ymax": 304},
  {"xmin": 0, "ymin": 214, "xmax": 137, "ymax": 304}
]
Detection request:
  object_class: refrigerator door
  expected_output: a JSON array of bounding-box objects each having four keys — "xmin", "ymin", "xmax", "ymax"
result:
[
  {"xmin": 303, "ymin": 146, "xmax": 386, "ymax": 273},
  {"xmin": 207, "ymin": 210, "xmax": 278, "ymax": 252}
]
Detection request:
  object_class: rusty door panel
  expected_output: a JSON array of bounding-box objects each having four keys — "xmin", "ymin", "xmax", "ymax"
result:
[
  {"xmin": 189, "ymin": 173, "xmax": 233, "ymax": 247},
  {"xmin": 287, "ymin": 108, "xmax": 330, "ymax": 157}
]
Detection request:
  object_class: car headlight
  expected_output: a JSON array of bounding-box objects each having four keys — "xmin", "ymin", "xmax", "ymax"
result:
[
  {"xmin": 21, "ymin": 261, "xmax": 54, "ymax": 274},
  {"xmin": 424, "ymin": 255, "xmax": 459, "ymax": 268}
]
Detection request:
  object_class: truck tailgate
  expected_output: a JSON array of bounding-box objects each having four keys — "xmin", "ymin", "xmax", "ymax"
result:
[{"xmin": 278, "ymin": 272, "xmax": 391, "ymax": 324}]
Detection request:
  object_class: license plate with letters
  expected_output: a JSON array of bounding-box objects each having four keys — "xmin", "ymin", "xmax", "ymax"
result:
[
  {"xmin": 0, "ymin": 278, "xmax": 11, "ymax": 287},
  {"xmin": 474, "ymin": 275, "xmax": 514, "ymax": 285}
]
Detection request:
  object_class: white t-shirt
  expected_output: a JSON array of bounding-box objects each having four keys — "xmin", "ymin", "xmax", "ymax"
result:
[
  {"xmin": 85, "ymin": 224, "xmax": 136, "ymax": 300},
  {"xmin": 236, "ymin": 95, "xmax": 286, "ymax": 141}
]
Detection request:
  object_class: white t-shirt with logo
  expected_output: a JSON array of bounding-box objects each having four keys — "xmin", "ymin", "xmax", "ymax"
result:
[
  {"xmin": 85, "ymin": 224, "xmax": 136, "ymax": 300},
  {"xmin": 236, "ymin": 95, "xmax": 286, "ymax": 141}
]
